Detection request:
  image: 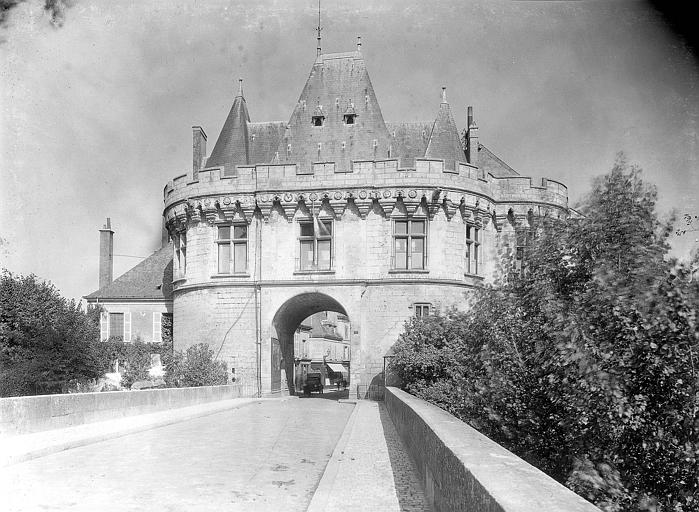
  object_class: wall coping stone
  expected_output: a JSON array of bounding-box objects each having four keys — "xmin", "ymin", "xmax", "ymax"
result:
[{"xmin": 385, "ymin": 387, "xmax": 600, "ymax": 512}]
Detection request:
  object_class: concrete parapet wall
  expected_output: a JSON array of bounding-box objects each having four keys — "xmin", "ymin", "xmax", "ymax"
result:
[
  {"xmin": 0, "ymin": 384, "xmax": 257, "ymax": 436},
  {"xmin": 384, "ymin": 387, "xmax": 600, "ymax": 512}
]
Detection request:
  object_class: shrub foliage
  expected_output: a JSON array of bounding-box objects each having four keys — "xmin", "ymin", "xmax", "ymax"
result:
[
  {"xmin": 391, "ymin": 156, "xmax": 699, "ymax": 511},
  {"xmin": 164, "ymin": 343, "xmax": 228, "ymax": 388}
]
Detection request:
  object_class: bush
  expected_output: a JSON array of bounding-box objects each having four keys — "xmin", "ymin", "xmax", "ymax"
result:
[{"xmin": 165, "ymin": 343, "xmax": 228, "ymax": 388}]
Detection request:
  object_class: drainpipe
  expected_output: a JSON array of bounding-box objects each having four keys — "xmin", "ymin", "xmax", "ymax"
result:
[{"xmin": 254, "ymin": 171, "xmax": 263, "ymax": 398}]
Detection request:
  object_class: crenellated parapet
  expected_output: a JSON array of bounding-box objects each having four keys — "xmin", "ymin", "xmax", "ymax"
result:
[{"xmin": 163, "ymin": 158, "xmax": 569, "ymax": 234}]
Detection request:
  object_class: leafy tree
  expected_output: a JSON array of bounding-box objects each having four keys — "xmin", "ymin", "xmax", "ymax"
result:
[
  {"xmin": 0, "ymin": 0, "xmax": 73, "ymax": 28},
  {"xmin": 0, "ymin": 270, "xmax": 102, "ymax": 396},
  {"xmin": 391, "ymin": 156, "xmax": 699, "ymax": 512}
]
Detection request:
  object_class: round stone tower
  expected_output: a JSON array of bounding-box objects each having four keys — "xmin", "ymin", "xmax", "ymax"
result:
[{"xmin": 163, "ymin": 48, "xmax": 570, "ymax": 395}]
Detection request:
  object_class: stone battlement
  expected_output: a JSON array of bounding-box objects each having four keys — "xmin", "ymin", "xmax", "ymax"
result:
[{"xmin": 163, "ymin": 158, "xmax": 568, "ymax": 220}]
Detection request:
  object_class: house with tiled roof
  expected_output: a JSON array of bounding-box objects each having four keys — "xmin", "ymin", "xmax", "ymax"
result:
[
  {"xmin": 84, "ymin": 219, "xmax": 173, "ymax": 343},
  {"xmin": 89, "ymin": 39, "xmax": 572, "ymax": 396}
]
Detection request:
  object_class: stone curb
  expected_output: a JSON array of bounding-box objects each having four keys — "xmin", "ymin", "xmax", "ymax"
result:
[
  {"xmin": 306, "ymin": 400, "xmax": 361, "ymax": 512},
  {"xmin": 0, "ymin": 396, "xmax": 295, "ymax": 467}
]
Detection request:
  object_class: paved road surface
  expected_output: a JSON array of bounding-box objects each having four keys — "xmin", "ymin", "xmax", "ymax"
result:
[{"xmin": 1, "ymin": 398, "xmax": 353, "ymax": 512}]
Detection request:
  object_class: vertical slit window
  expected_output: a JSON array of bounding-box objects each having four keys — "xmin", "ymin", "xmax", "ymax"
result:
[
  {"xmin": 466, "ymin": 225, "xmax": 480, "ymax": 275},
  {"xmin": 175, "ymin": 232, "xmax": 186, "ymax": 277}
]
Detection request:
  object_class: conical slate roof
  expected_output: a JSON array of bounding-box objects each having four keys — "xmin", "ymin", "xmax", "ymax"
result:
[
  {"xmin": 207, "ymin": 93, "xmax": 251, "ymax": 171},
  {"xmin": 425, "ymin": 93, "xmax": 466, "ymax": 171}
]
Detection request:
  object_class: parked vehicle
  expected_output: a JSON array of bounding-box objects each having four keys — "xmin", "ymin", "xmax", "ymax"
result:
[{"xmin": 303, "ymin": 372, "xmax": 323, "ymax": 395}]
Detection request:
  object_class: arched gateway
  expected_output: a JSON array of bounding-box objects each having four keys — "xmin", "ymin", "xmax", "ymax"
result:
[
  {"xmin": 270, "ymin": 292, "xmax": 348, "ymax": 394},
  {"xmin": 163, "ymin": 46, "xmax": 571, "ymax": 395}
]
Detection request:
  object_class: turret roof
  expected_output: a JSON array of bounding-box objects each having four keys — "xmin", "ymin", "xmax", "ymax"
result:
[
  {"xmin": 424, "ymin": 98, "xmax": 467, "ymax": 170},
  {"xmin": 206, "ymin": 93, "xmax": 251, "ymax": 171}
]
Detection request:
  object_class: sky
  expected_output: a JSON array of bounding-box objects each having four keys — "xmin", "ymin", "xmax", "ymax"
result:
[{"xmin": 1, "ymin": 0, "xmax": 697, "ymax": 302}]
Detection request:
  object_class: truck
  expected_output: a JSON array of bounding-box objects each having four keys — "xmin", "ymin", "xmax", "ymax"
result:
[{"xmin": 303, "ymin": 372, "xmax": 324, "ymax": 395}]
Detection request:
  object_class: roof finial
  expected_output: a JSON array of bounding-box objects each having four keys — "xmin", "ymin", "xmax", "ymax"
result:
[
  {"xmin": 238, "ymin": 78, "xmax": 243, "ymax": 97},
  {"xmin": 316, "ymin": 0, "xmax": 322, "ymax": 57},
  {"xmin": 357, "ymin": 36, "xmax": 362, "ymax": 52},
  {"xmin": 441, "ymin": 86, "xmax": 447, "ymax": 104}
]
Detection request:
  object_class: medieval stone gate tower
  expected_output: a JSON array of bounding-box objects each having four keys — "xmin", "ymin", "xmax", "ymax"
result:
[{"xmin": 162, "ymin": 44, "xmax": 570, "ymax": 395}]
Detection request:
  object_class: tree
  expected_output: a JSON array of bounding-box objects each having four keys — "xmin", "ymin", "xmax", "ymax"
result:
[
  {"xmin": 0, "ymin": 270, "xmax": 102, "ymax": 396},
  {"xmin": 0, "ymin": 0, "xmax": 73, "ymax": 28},
  {"xmin": 391, "ymin": 156, "xmax": 699, "ymax": 512}
]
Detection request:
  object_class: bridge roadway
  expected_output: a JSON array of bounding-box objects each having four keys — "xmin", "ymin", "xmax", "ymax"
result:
[{"xmin": 0, "ymin": 392, "xmax": 430, "ymax": 511}]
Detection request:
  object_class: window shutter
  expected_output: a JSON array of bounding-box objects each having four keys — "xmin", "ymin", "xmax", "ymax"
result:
[
  {"xmin": 152, "ymin": 312, "xmax": 162, "ymax": 342},
  {"xmin": 124, "ymin": 312, "xmax": 132, "ymax": 342},
  {"xmin": 100, "ymin": 312, "xmax": 108, "ymax": 341}
]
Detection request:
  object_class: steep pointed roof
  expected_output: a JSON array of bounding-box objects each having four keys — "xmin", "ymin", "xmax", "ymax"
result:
[
  {"xmin": 84, "ymin": 244, "xmax": 173, "ymax": 301},
  {"xmin": 207, "ymin": 91, "xmax": 251, "ymax": 170},
  {"xmin": 424, "ymin": 91, "xmax": 466, "ymax": 170},
  {"xmin": 276, "ymin": 51, "xmax": 391, "ymax": 172}
]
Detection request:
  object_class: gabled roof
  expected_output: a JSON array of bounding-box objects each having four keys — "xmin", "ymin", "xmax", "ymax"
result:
[
  {"xmin": 478, "ymin": 144, "xmax": 520, "ymax": 177},
  {"xmin": 424, "ymin": 99, "xmax": 466, "ymax": 170},
  {"xmin": 84, "ymin": 244, "xmax": 173, "ymax": 301},
  {"xmin": 275, "ymin": 51, "xmax": 391, "ymax": 172},
  {"xmin": 206, "ymin": 94, "xmax": 251, "ymax": 170},
  {"xmin": 386, "ymin": 122, "xmax": 432, "ymax": 167}
]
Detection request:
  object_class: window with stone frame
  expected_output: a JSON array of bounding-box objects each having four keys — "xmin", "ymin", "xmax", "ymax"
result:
[
  {"xmin": 414, "ymin": 303, "xmax": 431, "ymax": 318},
  {"xmin": 216, "ymin": 224, "xmax": 248, "ymax": 274},
  {"xmin": 298, "ymin": 218, "xmax": 333, "ymax": 271},
  {"xmin": 393, "ymin": 219, "xmax": 427, "ymax": 270},
  {"xmin": 174, "ymin": 231, "xmax": 186, "ymax": 277},
  {"xmin": 465, "ymin": 224, "xmax": 480, "ymax": 275}
]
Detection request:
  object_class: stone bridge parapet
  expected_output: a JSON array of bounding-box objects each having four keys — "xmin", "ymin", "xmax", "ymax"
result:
[{"xmin": 385, "ymin": 387, "xmax": 600, "ymax": 512}]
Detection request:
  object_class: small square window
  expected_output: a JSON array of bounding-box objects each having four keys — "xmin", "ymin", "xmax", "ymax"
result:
[
  {"xmin": 414, "ymin": 304, "xmax": 431, "ymax": 318},
  {"xmin": 300, "ymin": 223, "xmax": 314, "ymax": 237},
  {"xmin": 234, "ymin": 225, "xmax": 247, "ymax": 239},
  {"xmin": 218, "ymin": 226, "xmax": 231, "ymax": 240}
]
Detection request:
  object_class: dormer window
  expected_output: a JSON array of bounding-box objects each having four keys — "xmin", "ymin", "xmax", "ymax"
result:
[
  {"xmin": 343, "ymin": 102, "xmax": 357, "ymax": 125},
  {"xmin": 312, "ymin": 104, "xmax": 325, "ymax": 126}
]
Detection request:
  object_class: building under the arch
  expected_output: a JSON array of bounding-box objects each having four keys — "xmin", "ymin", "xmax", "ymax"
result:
[{"xmin": 86, "ymin": 42, "xmax": 571, "ymax": 395}]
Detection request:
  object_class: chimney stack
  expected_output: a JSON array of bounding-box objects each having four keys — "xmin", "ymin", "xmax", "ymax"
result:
[
  {"xmin": 99, "ymin": 218, "xmax": 114, "ymax": 290},
  {"xmin": 161, "ymin": 215, "xmax": 169, "ymax": 248},
  {"xmin": 466, "ymin": 106, "xmax": 479, "ymax": 165},
  {"xmin": 192, "ymin": 126, "xmax": 207, "ymax": 180}
]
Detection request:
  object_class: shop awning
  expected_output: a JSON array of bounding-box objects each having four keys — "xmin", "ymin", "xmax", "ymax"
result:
[{"xmin": 326, "ymin": 363, "xmax": 348, "ymax": 374}]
